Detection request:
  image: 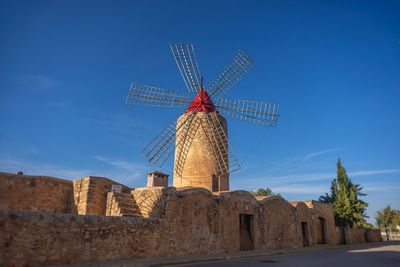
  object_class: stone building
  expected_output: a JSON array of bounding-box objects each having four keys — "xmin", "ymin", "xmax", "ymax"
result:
[
  {"xmin": 0, "ymin": 171, "xmax": 381, "ymax": 267},
  {"xmin": 146, "ymin": 171, "xmax": 169, "ymax": 187}
]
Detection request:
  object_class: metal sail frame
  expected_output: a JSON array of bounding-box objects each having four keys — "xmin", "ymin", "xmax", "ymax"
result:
[
  {"xmin": 126, "ymin": 44, "xmax": 280, "ymax": 179},
  {"xmin": 170, "ymin": 44, "xmax": 203, "ymax": 94}
]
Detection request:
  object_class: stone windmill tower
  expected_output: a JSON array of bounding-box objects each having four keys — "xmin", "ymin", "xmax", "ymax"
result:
[{"xmin": 126, "ymin": 44, "xmax": 279, "ymax": 192}]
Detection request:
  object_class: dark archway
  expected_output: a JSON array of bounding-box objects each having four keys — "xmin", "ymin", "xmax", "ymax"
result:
[
  {"xmin": 239, "ymin": 214, "xmax": 254, "ymax": 251},
  {"xmin": 317, "ymin": 217, "xmax": 327, "ymax": 244},
  {"xmin": 301, "ymin": 221, "xmax": 309, "ymax": 247}
]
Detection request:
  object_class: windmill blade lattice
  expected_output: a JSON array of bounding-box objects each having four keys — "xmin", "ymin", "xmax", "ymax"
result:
[
  {"xmin": 174, "ymin": 115, "xmax": 202, "ymax": 177},
  {"xmin": 170, "ymin": 44, "xmax": 202, "ymax": 93},
  {"xmin": 208, "ymin": 50, "xmax": 255, "ymax": 98},
  {"xmin": 214, "ymin": 97, "xmax": 279, "ymax": 127},
  {"xmin": 200, "ymin": 112, "xmax": 240, "ymax": 177},
  {"xmin": 126, "ymin": 82, "xmax": 190, "ymax": 108},
  {"xmin": 142, "ymin": 112, "xmax": 197, "ymax": 167}
]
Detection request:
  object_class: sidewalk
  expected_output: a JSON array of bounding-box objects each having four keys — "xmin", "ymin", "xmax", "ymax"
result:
[{"xmin": 51, "ymin": 242, "xmax": 392, "ymax": 267}]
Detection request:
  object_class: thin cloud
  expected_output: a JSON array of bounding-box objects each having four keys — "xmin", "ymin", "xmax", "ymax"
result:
[
  {"xmin": 242, "ymin": 147, "xmax": 345, "ymax": 175},
  {"xmin": 232, "ymin": 168, "xmax": 400, "ymax": 189},
  {"xmin": 363, "ymin": 184, "xmax": 400, "ymax": 193},
  {"xmin": 0, "ymin": 159, "xmax": 90, "ymax": 179},
  {"xmin": 257, "ymin": 183, "xmax": 400, "ymax": 196},
  {"xmin": 90, "ymin": 113, "xmax": 146, "ymax": 147},
  {"xmin": 17, "ymin": 74, "xmax": 58, "ymax": 92},
  {"xmin": 93, "ymin": 155, "xmax": 148, "ymax": 186},
  {"xmin": 26, "ymin": 145, "xmax": 40, "ymax": 156},
  {"xmin": 0, "ymin": 157, "xmax": 146, "ymax": 187},
  {"xmin": 303, "ymin": 147, "xmax": 346, "ymax": 161},
  {"xmin": 349, "ymin": 169, "xmax": 400, "ymax": 177},
  {"xmin": 94, "ymin": 155, "xmax": 142, "ymax": 174},
  {"xmin": 272, "ymin": 184, "xmax": 329, "ymax": 194}
]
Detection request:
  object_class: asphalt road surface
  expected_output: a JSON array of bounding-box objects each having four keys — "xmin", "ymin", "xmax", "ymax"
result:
[{"xmin": 173, "ymin": 242, "xmax": 400, "ymax": 267}]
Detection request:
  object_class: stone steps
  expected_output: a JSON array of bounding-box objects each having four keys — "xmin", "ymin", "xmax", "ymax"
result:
[{"xmin": 112, "ymin": 192, "xmax": 140, "ymax": 216}]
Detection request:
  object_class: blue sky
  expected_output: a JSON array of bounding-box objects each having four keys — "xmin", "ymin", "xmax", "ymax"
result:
[{"xmin": 1, "ymin": 0, "xmax": 399, "ymax": 223}]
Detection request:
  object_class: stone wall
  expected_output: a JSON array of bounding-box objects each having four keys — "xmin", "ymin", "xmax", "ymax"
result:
[
  {"xmin": 163, "ymin": 188, "xmax": 223, "ymax": 255},
  {"xmin": 302, "ymin": 200, "xmax": 336, "ymax": 245},
  {"xmin": 0, "ymin": 172, "xmax": 76, "ymax": 214},
  {"xmin": 0, "ymin": 210, "xmax": 166, "ymax": 267},
  {"xmin": 348, "ymin": 228, "xmax": 382, "ymax": 244},
  {"xmin": 335, "ymin": 226, "xmax": 346, "ymax": 245},
  {"xmin": 349, "ymin": 228, "xmax": 367, "ymax": 244},
  {"xmin": 1, "ymin": 173, "xmax": 383, "ymax": 267},
  {"xmin": 131, "ymin": 187, "xmax": 167, "ymax": 218},
  {"xmin": 1, "ymin": 188, "xmax": 311, "ymax": 267},
  {"xmin": 290, "ymin": 201, "xmax": 314, "ymax": 246},
  {"xmin": 258, "ymin": 196, "xmax": 302, "ymax": 250},
  {"xmin": 73, "ymin": 176, "xmax": 130, "ymax": 215},
  {"xmin": 365, "ymin": 229, "xmax": 382, "ymax": 242},
  {"xmin": 105, "ymin": 192, "xmax": 140, "ymax": 216}
]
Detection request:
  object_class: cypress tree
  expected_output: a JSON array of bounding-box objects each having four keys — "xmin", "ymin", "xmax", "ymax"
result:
[{"xmin": 319, "ymin": 159, "xmax": 369, "ymax": 228}]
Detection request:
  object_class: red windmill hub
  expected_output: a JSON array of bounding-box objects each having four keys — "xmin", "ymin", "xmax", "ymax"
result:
[{"xmin": 185, "ymin": 88, "xmax": 216, "ymax": 113}]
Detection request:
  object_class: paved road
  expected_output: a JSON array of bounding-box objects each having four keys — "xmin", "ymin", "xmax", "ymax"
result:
[{"xmin": 172, "ymin": 243, "xmax": 400, "ymax": 267}]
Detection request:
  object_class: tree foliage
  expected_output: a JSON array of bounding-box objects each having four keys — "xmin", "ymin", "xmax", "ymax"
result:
[
  {"xmin": 319, "ymin": 159, "xmax": 370, "ymax": 228},
  {"xmin": 376, "ymin": 205, "xmax": 399, "ymax": 241},
  {"xmin": 251, "ymin": 187, "xmax": 277, "ymax": 197}
]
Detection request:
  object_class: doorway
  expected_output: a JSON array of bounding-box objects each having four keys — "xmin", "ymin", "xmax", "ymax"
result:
[
  {"xmin": 212, "ymin": 175, "xmax": 218, "ymax": 192},
  {"xmin": 317, "ymin": 217, "xmax": 327, "ymax": 244},
  {"xmin": 301, "ymin": 222, "xmax": 309, "ymax": 247},
  {"xmin": 239, "ymin": 214, "xmax": 254, "ymax": 251},
  {"xmin": 338, "ymin": 226, "xmax": 346, "ymax": 245}
]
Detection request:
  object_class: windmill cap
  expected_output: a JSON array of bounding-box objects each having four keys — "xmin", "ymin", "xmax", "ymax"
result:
[{"xmin": 185, "ymin": 88, "xmax": 217, "ymax": 113}]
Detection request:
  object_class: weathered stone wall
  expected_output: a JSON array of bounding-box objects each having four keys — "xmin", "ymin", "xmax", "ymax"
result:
[
  {"xmin": 349, "ymin": 228, "xmax": 367, "ymax": 244},
  {"xmin": 73, "ymin": 176, "xmax": 130, "ymax": 215},
  {"xmin": 335, "ymin": 227, "xmax": 382, "ymax": 245},
  {"xmin": 105, "ymin": 192, "xmax": 140, "ymax": 216},
  {"xmin": 164, "ymin": 188, "xmax": 223, "ymax": 255},
  {"xmin": 1, "ymin": 173, "xmax": 381, "ymax": 267},
  {"xmin": 365, "ymin": 229, "xmax": 382, "ymax": 242},
  {"xmin": 0, "ymin": 210, "xmax": 166, "ymax": 267},
  {"xmin": 302, "ymin": 200, "xmax": 336, "ymax": 245},
  {"xmin": 258, "ymin": 196, "xmax": 302, "ymax": 249},
  {"xmin": 0, "ymin": 172, "xmax": 76, "ymax": 214},
  {"xmin": 131, "ymin": 187, "xmax": 167, "ymax": 218},
  {"xmin": 1, "ymin": 188, "xmax": 313, "ymax": 267},
  {"xmin": 335, "ymin": 226, "xmax": 346, "ymax": 245},
  {"xmin": 290, "ymin": 201, "xmax": 314, "ymax": 246}
]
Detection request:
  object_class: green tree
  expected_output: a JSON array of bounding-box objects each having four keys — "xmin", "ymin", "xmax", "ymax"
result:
[
  {"xmin": 396, "ymin": 210, "xmax": 400, "ymax": 228},
  {"xmin": 376, "ymin": 205, "xmax": 399, "ymax": 241},
  {"xmin": 319, "ymin": 159, "xmax": 369, "ymax": 228},
  {"xmin": 251, "ymin": 187, "xmax": 277, "ymax": 197}
]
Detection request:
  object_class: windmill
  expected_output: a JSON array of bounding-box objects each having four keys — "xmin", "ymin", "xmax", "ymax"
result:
[{"xmin": 126, "ymin": 44, "xmax": 279, "ymax": 192}]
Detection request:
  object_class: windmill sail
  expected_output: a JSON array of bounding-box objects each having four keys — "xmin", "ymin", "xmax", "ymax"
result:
[
  {"xmin": 214, "ymin": 97, "xmax": 279, "ymax": 127},
  {"xmin": 208, "ymin": 50, "xmax": 255, "ymax": 98},
  {"xmin": 126, "ymin": 82, "xmax": 190, "ymax": 108},
  {"xmin": 200, "ymin": 112, "xmax": 240, "ymax": 177},
  {"xmin": 142, "ymin": 112, "xmax": 197, "ymax": 167},
  {"xmin": 170, "ymin": 44, "xmax": 203, "ymax": 93},
  {"xmin": 174, "ymin": 115, "xmax": 202, "ymax": 177}
]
